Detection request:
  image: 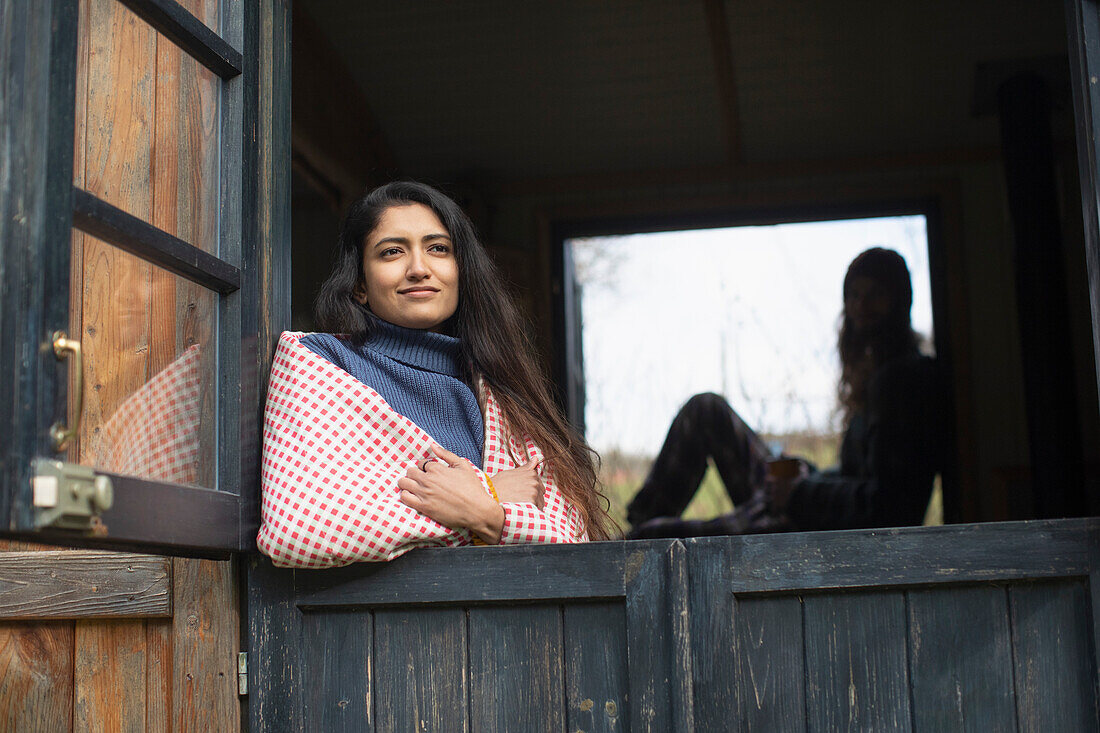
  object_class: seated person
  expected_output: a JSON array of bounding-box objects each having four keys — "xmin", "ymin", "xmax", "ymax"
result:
[
  {"xmin": 257, "ymin": 182, "xmax": 611, "ymax": 567},
  {"xmin": 627, "ymin": 247, "xmax": 946, "ymax": 538}
]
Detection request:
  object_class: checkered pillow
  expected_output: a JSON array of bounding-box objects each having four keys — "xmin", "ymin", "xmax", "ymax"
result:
[{"xmin": 256, "ymin": 332, "xmax": 585, "ymax": 568}]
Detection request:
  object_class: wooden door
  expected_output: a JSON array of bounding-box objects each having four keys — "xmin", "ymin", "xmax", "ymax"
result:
[
  {"xmin": 0, "ymin": 0, "xmax": 290, "ymax": 729},
  {"xmin": 247, "ymin": 541, "xmax": 694, "ymax": 732},
  {"xmin": 687, "ymin": 519, "xmax": 1100, "ymax": 731}
]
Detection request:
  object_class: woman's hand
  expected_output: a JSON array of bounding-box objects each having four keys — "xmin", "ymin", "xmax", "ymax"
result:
[
  {"xmin": 399, "ymin": 444, "xmax": 505, "ymax": 544},
  {"xmin": 491, "ymin": 459, "xmax": 545, "ymax": 508}
]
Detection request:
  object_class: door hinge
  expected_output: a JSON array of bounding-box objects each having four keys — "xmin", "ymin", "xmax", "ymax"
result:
[
  {"xmin": 238, "ymin": 651, "xmax": 248, "ymax": 696},
  {"xmin": 32, "ymin": 458, "xmax": 113, "ymax": 532}
]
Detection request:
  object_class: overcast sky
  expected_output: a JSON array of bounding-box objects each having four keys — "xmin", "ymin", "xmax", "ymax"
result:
[{"xmin": 570, "ymin": 215, "xmax": 932, "ymax": 456}]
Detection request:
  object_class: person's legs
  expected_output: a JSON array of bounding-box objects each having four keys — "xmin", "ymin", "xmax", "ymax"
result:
[{"xmin": 626, "ymin": 392, "xmax": 771, "ymax": 526}]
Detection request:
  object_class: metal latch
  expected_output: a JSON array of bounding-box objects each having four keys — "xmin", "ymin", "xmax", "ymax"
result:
[
  {"xmin": 238, "ymin": 652, "xmax": 248, "ymax": 695},
  {"xmin": 32, "ymin": 458, "xmax": 113, "ymax": 531}
]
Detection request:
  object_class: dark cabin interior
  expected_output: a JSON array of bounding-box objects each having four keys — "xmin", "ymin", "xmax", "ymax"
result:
[{"xmin": 289, "ymin": 0, "xmax": 1100, "ymax": 528}]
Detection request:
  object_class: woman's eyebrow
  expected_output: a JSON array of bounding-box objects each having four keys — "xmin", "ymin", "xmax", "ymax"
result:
[{"xmin": 422, "ymin": 233, "xmax": 451, "ymax": 241}]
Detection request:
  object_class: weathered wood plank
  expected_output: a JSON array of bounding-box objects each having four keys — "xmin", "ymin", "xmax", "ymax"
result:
[
  {"xmin": 0, "ymin": 551, "xmax": 170, "ymax": 619},
  {"xmin": 374, "ymin": 608, "xmax": 467, "ymax": 732},
  {"xmin": 145, "ymin": 618, "xmax": 170, "ymax": 733},
  {"xmin": 172, "ymin": 558, "xmax": 238, "ymax": 731},
  {"xmin": 468, "ymin": 605, "xmax": 563, "ymax": 733},
  {"xmin": 804, "ymin": 591, "xmax": 912, "ymax": 731},
  {"xmin": 297, "ymin": 542, "xmax": 626, "ymax": 607},
  {"xmin": 733, "ymin": 595, "xmax": 805, "ymax": 732},
  {"xmin": 74, "ymin": 619, "xmax": 148, "ymax": 733},
  {"xmin": 1009, "ymin": 580, "xmax": 1098, "ymax": 731},
  {"xmin": 247, "ymin": 558, "xmax": 302, "ymax": 732},
  {"xmin": 0, "ymin": 623, "xmax": 75, "ymax": 731},
  {"xmin": 687, "ymin": 541, "xmax": 738, "ymax": 732},
  {"xmin": 700, "ymin": 519, "xmax": 1095, "ymax": 592},
  {"xmin": 907, "ymin": 586, "xmax": 1016, "ymax": 732},
  {"xmin": 563, "ymin": 602, "xmax": 630, "ymax": 733},
  {"xmin": 625, "ymin": 541, "xmax": 694, "ymax": 733},
  {"xmin": 303, "ymin": 611, "xmax": 372, "ymax": 732}
]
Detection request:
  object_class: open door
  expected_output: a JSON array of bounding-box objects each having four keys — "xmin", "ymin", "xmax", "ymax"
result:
[
  {"xmin": 1, "ymin": 0, "xmax": 289, "ymax": 727},
  {"xmin": 1, "ymin": 0, "xmax": 266, "ymax": 554}
]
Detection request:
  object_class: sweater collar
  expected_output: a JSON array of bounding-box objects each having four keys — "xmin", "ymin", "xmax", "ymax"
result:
[{"xmin": 365, "ymin": 320, "xmax": 463, "ymax": 377}]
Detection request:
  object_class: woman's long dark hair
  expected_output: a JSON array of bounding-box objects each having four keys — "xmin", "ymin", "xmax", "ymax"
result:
[
  {"xmin": 316, "ymin": 181, "xmax": 612, "ymax": 540},
  {"xmin": 837, "ymin": 247, "xmax": 920, "ymax": 425}
]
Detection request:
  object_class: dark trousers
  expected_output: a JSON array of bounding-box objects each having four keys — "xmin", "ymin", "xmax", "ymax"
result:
[{"xmin": 625, "ymin": 393, "xmax": 782, "ymax": 538}]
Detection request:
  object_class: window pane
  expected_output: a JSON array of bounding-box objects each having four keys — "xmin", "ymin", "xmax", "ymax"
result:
[
  {"xmin": 73, "ymin": 0, "xmax": 220, "ymax": 255},
  {"xmin": 70, "ymin": 232, "xmax": 218, "ymax": 488}
]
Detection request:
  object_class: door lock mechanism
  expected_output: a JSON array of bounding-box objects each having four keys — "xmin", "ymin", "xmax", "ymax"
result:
[{"xmin": 32, "ymin": 459, "xmax": 113, "ymax": 531}]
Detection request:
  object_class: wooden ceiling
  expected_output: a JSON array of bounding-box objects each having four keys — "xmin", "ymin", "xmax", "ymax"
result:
[{"xmin": 299, "ymin": 0, "xmax": 1068, "ymax": 187}]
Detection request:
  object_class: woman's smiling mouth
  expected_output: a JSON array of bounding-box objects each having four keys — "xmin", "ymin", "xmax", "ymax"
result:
[{"xmin": 398, "ymin": 286, "xmax": 440, "ymax": 298}]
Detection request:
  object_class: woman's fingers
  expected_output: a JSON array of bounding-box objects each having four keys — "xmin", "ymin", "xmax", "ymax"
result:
[{"xmin": 430, "ymin": 443, "xmax": 466, "ymax": 468}]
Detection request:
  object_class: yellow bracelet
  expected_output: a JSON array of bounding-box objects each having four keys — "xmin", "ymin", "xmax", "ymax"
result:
[{"xmin": 485, "ymin": 476, "xmax": 500, "ymax": 502}]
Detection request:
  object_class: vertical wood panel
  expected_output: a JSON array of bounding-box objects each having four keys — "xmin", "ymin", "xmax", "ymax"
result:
[
  {"xmin": 688, "ymin": 544, "xmax": 738, "ymax": 732},
  {"xmin": 74, "ymin": 619, "xmax": 148, "ymax": 733},
  {"xmin": 468, "ymin": 605, "xmax": 564, "ymax": 733},
  {"xmin": 563, "ymin": 602, "xmax": 629, "ymax": 733},
  {"xmin": 1010, "ymin": 580, "xmax": 1098, "ymax": 731},
  {"xmin": 302, "ymin": 611, "xmax": 372, "ymax": 732},
  {"xmin": 0, "ymin": 623, "xmax": 75, "ymax": 731},
  {"xmin": 145, "ymin": 620, "xmax": 170, "ymax": 733},
  {"xmin": 907, "ymin": 586, "xmax": 1016, "ymax": 732},
  {"xmin": 733, "ymin": 595, "xmax": 805, "ymax": 732},
  {"xmin": 803, "ymin": 591, "xmax": 912, "ymax": 732},
  {"xmin": 172, "ymin": 558, "xmax": 238, "ymax": 731},
  {"xmin": 374, "ymin": 608, "xmax": 468, "ymax": 733}
]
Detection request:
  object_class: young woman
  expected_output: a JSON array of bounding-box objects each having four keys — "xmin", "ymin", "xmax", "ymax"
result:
[
  {"xmin": 257, "ymin": 182, "xmax": 611, "ymax": 567},
  {"xmin": 626, "ymin": 247, "xmax": 946, "ymax": 537}
]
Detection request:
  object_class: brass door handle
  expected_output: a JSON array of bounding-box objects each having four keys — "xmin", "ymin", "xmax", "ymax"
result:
[{"xmin": 49, "ymin": 331, "xmax": 83, "ymax": 452}]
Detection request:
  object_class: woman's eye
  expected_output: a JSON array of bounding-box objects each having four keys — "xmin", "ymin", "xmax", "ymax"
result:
[
  {"xmin": 428, "ymin": 243, "xmax": 451, "ymax": 254},
  {"xmin": 380, "ymin": 247, "xmax": 402, "ymax": 258}
]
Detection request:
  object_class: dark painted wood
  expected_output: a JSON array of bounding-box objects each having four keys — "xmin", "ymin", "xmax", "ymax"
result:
[
  {"xmin": 907, "ymin": 586, "xmax": 1016, "ymax": 732},
  {"xmin": 563, "ymin": 602, "xmax": 630, "ymax": 733},
  {"xmin": 296, "ymin": 542, "xmax": 626, "ymax": 607},
  {"xmin": 72, "ymin": 188, "xmax": 241, "ymax": 293},
  {"xmin": 687, "ymin": 541, "xmax": 738, "ymax": 732},
  {"xmin": 0, "ymin": 551, "xmax": 170, "ymax": 619},
  {"xmin": 374, "ymin": 608, "xmax": 467, "ymax": 732},
  {"xmin": 248, "ymin": 558, "xmax": 302, "ymax": 733},
  {"xmin": 625, "ymin": 541, "xmax": 694, "ymax": 733},
  {"xmin": 733, "ymin": 595, "xmax": 805, "ymax": 732},
  {"xmin": 468, "ymin": 605, "xmax": 564, "ymax": 733},
  {"xmin": 116, "ymin": 0, "xmax": 242, "ymax": 78},
  {"xmin": 1066, "ymin": 0, "xmax": 1100, "ymax": 422},
  {"xmin": 303, "ymin": 611, "xmax": 372, "ymax": 732},
  {"xmin": 1009, "ymin": 580, "xmax": 1099, "ymax": 731},
  {"xmin": 0, "ymin": 0, "xmax": 79, "ymax": 532},
  {"xmin": 698, "ymin": 519, "xmax": 1095, "ymax": 592},
  {"xmin": 803, "ymin": 591, "xmax": 912, "ymax": 731}
]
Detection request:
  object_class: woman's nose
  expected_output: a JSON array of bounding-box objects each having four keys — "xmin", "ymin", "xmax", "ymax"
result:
[{"xmin": 406, "ymin": 251, "xmax": 430, "ymax": 279}]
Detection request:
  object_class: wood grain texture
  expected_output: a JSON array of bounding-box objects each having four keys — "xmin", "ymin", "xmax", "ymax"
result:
[
  {"xmin": 145, "ymin": 618, "xmax": 170, "ymax": 733},
  {"xmin": 0, "ymin": 623, "xmax": 74, "ymax": 731},
  {"xmin": 687, "ymin": 542, "xmax": 738, "ymax": 732},
  {"xmin": 0, "ymin": 551, "xmax": 170, "ymax": 619},
  {"xmin": 297, "ymin": 542, "xmax": 626, "ymax": 607},
  {"xmin": 563, "ymin": 602, "xmax": 630, "ymax": 733},
  {"xmin": 74, "ymin": 619, "xmax": 148, "ymax": 733},
  {"xmin": 375, "ymin": 608, "xmax": 467, "ymax": 733},
  {"xmin": 733, "ymin": 595, "xmax": 805, "ymax": 732},
  {"xmin": 303, "ymin": 611, "xmax": 372, "ymax": 732},
  {"xmin": 1009, "ymin": 580, "xmax": 1099, "ymax": 732},
  {"xmin": 625, "ymin": 541, "xmax": 694, "ymax": 733},
  {"xmin": 171, "ymin": 558, "xmax": 238, "ymax": 732},
  {"xmin": 468, "ymin": 605, "xmax": 564, "ymax": 733},
  {"xmin": 247, "ymin": 557, "xmax": 302, "ymax": 732},
  {"xmin": 907, "ymin": 586, "xmax": 1016, "ymax": 732},
  {"xmin": 704, "ymin": 519, "xmax": 1095, "ymax": 592},
  {"xmin": 803, "ymin": 591, "xmax": 912, "ymax": 731}
]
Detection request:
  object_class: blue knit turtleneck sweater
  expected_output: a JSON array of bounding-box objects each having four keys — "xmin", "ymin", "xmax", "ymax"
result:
[{"xmin": 300, "ymin": 324, "xmax": 484, "ymax": 469}]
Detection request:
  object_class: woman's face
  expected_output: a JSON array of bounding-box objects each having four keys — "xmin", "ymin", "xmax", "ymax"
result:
[
  {"xmin": 358, "ymin": 203, "xmax": 460, "ymax": 331},
  {"xmin": 844, "ymin": 275, "xmax": 894, "ymax": 334}
]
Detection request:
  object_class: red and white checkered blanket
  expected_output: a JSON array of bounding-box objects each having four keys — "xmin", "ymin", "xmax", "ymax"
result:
[{"xmin": 257, "ymin": 332, "xmax": 586, "ymax": 567}]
